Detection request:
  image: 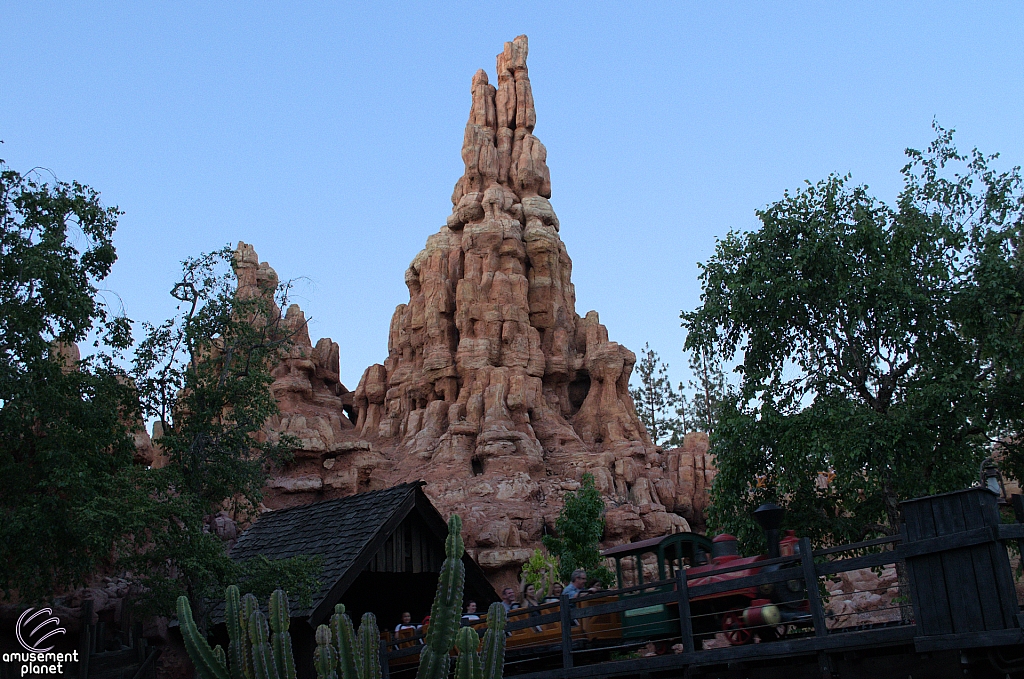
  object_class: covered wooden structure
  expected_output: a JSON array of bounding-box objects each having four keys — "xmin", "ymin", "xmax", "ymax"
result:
[{"xmin": 226, "ymin": 481, "xmax": 496, "ymax": 679}]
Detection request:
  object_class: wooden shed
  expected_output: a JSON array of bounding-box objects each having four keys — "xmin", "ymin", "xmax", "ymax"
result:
[{"xmin": 224, "ymin": 481, "xmax": 496, "ymax": 679}]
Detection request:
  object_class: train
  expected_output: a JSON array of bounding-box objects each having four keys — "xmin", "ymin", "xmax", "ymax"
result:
[{"xmin": 386, "ymin": 503, "xmax": 815, "ymax": 673}]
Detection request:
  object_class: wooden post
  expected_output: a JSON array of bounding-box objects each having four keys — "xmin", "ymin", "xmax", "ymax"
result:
[
  {"xmin": 675, "ymin": 569, "xmax": 694, "ymax": 654},
  {"xmin": 799, "ymin": 537, "xmax": 827, "ymax": 637},
  {"xmin": 559, "ymin": 594, "xmax": 573, "ymax": 669},
  {"xmin": 78, "ymin": 599, "xmax": 93, "ymax": 679},
  {"xmin": 378, "ymin": 639, "xmax": 391, "ymax": 679}
]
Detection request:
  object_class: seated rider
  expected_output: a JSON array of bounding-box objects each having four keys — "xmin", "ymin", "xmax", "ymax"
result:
[
  {"xmin": 561, "ymin": 569, "xmax": 595, "ymax": 598},
  {"xmin": 500, "ymin": 586, "xmax": 517, "ymax": 612},
  {"xmin": 461, "ymin": 600, "xmax": 480, "ymax": 623},
  {"xmin": 394, "ymin": 611, "xmax": 418, "ymax": 635},
  {"xmin": 520, "ymin": 582, "xmax": 542, "ymax": 632},
  {"xmin": 543, "ymin": 581, "xmax": 563, "ymax": 603}
]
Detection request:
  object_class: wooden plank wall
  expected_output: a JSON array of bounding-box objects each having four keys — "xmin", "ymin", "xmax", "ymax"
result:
[{"xmin": 365, "ymin": 511, "xmax": 444, "ymax": 574}]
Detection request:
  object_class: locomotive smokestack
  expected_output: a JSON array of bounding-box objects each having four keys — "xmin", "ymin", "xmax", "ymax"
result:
[{"xmin": 753, "ymin": 503, "xmax": 785, "ymax": 559}]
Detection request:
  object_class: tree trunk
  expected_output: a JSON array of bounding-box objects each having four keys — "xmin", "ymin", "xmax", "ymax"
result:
[{"xmin": 881, "ymin": 476, "xmax": 914, "ymax": 624}]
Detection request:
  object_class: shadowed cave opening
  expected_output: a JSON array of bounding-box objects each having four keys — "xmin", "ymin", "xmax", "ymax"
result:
[{"xmin": 567, "ymin": 372, "xmax": 591, "ymax": 415}]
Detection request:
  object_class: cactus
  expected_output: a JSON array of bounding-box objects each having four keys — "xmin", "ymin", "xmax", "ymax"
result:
[
  {"xmin": 453, "ymin": 627, "xmax": 481, "ymax": 679},
  {"xmin": 239, "ymin": 594, "xmax": 259, "ymax": 679},
  {"xmin": 177, "ymin": 595, "xmax": 230, "ymax": 679},
  {"xmin": 479, "ymin": 603, "xmax": 506, "ymax": 679},
  {"xmin": 355, "ymin": 613, "xmax": 382, "ymax": 679},
  {"xmin": 314, "ymin": 625, "xmax": 338, "ymax": 679},
  {"xmin": 178, "ymin": 588, "xmax": 299, "ymax": 679},
  {"xmin": 269, "ymin": 590, "xmax": 297, "ymax": 679},
  {"xmin": 330, "ymin": 605, "xmax": 359, "ymax": 679},
  {"xmin": 416, "ymin": 514, "xmax": 466, "ymax": 679},
  {"xmin": 225, "ymin": 586, "xmax": 246, "ymax": 679},
  {"xmin": 321, "ymin": 514, "xmax": 505, "ymax": 679},
  {"xmin": 452, "ymin": 602, "xmax": 506, "ymax": 679},
  {"xmin": 248, "ymin": 608, "xmax": 280, "ymax": 679}
]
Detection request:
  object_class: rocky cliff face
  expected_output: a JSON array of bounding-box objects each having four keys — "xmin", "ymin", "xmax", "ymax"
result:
[{"xmin": 252, "ymin": 36, "xmax": 716, "ymax": 586}]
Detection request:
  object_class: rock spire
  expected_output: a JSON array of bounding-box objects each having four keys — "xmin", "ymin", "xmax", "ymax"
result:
[{"xmin": 251, "ymin": 36, "xmax": 716, "ymax": 586}]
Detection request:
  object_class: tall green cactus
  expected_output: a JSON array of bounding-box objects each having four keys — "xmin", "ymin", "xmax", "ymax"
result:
[
  {"xmin": 453, "ymin": 601, "xmax": 506, "ymax": 679},
  {"xmin": 177, "ymin": 595, "xmax": 230, "ymax": 679},
  {"xmin": 225, "ymin": 586, "xmax": 246, "ymax": 679},
  {"xmin": 479, "ymin": 603, "xmax": 506, "ymax": 679},
  {"xmin": 314, "ymin": 625, "xmax": 338, "ymax": 679},
  {"xmin": 416, "ymin": 514, "xmax": 466, "ymax": 679},
  {"xmin": 248, "ymin": 608, "xmax": 280, "ymax": 679},
  {"xmin": 240, "ymin": 594, "xmax": 259, "ymax": 679},
  {"xmin": 355, "ymin": 613, "xmax": 381, "ymax": 679},
  {"xmin": 453, "ymin": 627, "xmax": 481, "ymax": 679},
  {"xmin": 330, "ymin": 604, "xmax": 359, "ymax": 679},
  {"xmin": 178, "ymin": 588, "xmax": 298, "ymax": 679},
  {"xmin": 269, "ymin": 590, "xmax": 297, "ymax": 679}
]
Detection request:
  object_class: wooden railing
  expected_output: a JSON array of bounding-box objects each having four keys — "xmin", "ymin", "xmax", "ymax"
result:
[{"xmin": 380, "ymin": 489, "xmax": 1024, "ymax": 678}]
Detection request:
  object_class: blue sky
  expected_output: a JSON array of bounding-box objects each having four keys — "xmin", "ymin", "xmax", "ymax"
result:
[{"xmin": 2, "ymin": 3, "xmax": 1022, "ymax": 392}]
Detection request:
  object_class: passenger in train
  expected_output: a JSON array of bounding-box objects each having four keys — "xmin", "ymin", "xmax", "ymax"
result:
[
  {"xmin": 520, "ymin": 582, "xmax": 541, "ymax": 609},
  {"xmin": 462, "ymin": 600, "xmax": 480, "ymax": 623},
  {"xmin": 394, "ymin": 611, "xmax": 418, "ymax": 635},
  {"xmin": 543, "ymin": 581, "xmax": 563, "ymax": 603},
  {"xmin": 500, "ymin": 586, "xmax": 517, "ymax": 612},
  {"xmin": 561, "ymin": 570, "xmax": 592, "ymax": 598},
  {"xmin": 519, "ymin": 582, "xmax": 543, "ymax": 632}
]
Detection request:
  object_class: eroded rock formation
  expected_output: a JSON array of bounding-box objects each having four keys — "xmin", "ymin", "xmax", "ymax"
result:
[{"xmin": 253, "ymin": 36, "xmax": 716, "ymax": 586}]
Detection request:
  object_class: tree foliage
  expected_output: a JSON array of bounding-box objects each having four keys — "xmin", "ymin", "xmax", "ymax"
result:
[
  {"xmin": 542, "ymin": 473, "xmax": 613, "ymax": 587},
  {"xmin": 0, "ymin": 159, "xmax": 138, "ymax": 601},
  {"xmin": 0, "ymin": 154, "xmax": 318, "ymax": 610},
  {"xmin": 683, "ymin": 124, "xmax": 1024, "ymax": 550},
  {"xmin": 519, "ymin": 549, "xmax": 559, "ymax": 599},
  {"xmin": 630, "ymin": 343, "xmax": 684, "ymax": 446},
  {"xmin": 630, "ymin": 344, "xmax": 735, "ymax": 443},
  {"xmin": 127, "ymin": 249, "xmax": 318, "ymax": 619}
]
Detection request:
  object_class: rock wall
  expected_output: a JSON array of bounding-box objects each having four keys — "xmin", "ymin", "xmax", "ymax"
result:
[{"xmin": 253, "ymin": 36, "xmax": 716, "ymax": 587}]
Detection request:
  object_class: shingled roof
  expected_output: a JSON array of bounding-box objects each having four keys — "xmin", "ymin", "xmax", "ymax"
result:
[{"xmin": 229, "ymin": 481, "xmax": 494, "ymax": 626}]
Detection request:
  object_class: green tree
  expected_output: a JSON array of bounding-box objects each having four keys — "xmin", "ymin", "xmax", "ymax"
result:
[
  {"xmin": 542, "ymin": 473, "xmax": 613, "ymax": 587},
  {"xmin": 630, "ymin": 343, "xmax": 684, "ymax": 446},
  {"xmin": 520, "ymin": 549, "xmax": 559, "ymax": 599},
  {"xmin": 128, "ymin": 248, "xmax": 319, "ymax": 622},
  {"xmin": 680, "ymin": 349, "xmax": 735, "ymax": 436},
  {"xmin": 683, "ymin": 124, "xmax": 1024, "ymax": 550},
  {"xmin": 0, "ymin": 158, "xmax": 139, "ymax": 601}
]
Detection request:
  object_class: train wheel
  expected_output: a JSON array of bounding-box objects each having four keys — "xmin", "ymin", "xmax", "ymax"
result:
[{"xmin": 721, "ymin": 613, "xmax": 752, "ymax": 646}]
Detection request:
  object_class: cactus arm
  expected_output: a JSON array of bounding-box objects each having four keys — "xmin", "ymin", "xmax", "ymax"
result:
[
  {"xmin": 214, "ymin": 646, "xmax": 227, "ymax": 668},
  {"xmin": 239, "ymin": 594, "xmax": 259, "ymax": 679},
  {"xmin": 453, "ymin": 627, "xmax": 481, "ymax": 679},
  {"xmin": 415, "ymin": 647, "xmax": 448, "ymax": 679},
  {"xmin": 314, "ymin": 625, "xmax": 339, "ymax": 679},
  {"xmin": 177, "ymin": 596, "xmax": 231, "ymax": 679},
  {"xmin": 331, "ymin": 610, "xmax": 359, "ymax": 679},
  {"xmin": 248, "ymin": 610, "xmax": 281, "ymax": 679},
  {"xmin": 225, "ymin": 586, "xmax": 246, "ymax": 679},
  {"xmin": 269, "ymin": 590, "xmax": 297, "ymax": 679},
  {"xmin": 416, "ymin": 514, "xmax": 465, "ymax": 679},
  {"xmin": 355, "ymin": 613, "xmax": 381, "ymax": 679},
  {"xmin": 480, "ymin": 603, "xmax": 506, "ymax": 679}
]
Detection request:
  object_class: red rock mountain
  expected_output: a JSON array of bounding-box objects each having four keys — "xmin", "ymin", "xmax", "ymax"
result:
[{"xmin": 244, "ymin": 36, "xmax": 714, "ymax": 587}]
